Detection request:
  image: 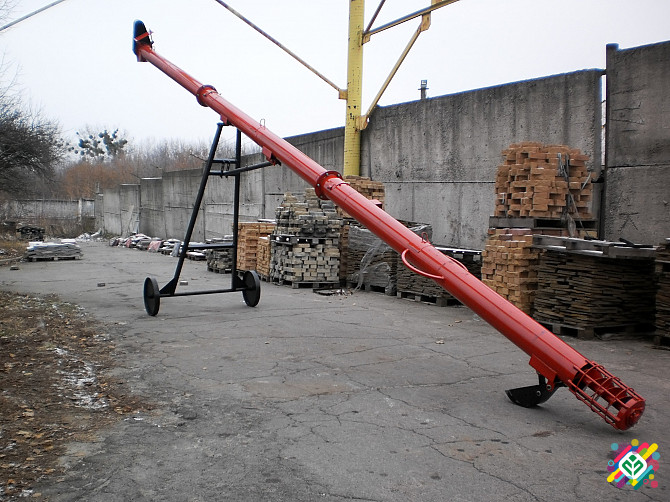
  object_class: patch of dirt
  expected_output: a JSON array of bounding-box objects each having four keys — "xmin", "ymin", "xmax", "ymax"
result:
[{"xmin": 0, "ymin": 291, "xmax": 149, "ymax": 500}]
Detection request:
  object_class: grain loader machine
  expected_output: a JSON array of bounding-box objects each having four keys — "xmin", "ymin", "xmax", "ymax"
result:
[{"xmin": 132, "ymin": 21, "xmax": 646, "ymax": 431}]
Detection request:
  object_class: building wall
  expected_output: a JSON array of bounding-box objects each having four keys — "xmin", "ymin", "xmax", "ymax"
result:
[
  {"xmin": 139, "ymin": 178, "xmax": 165, "ymax": 237},
  {"xmin": 100, "ymin": 72, "xmax": 603, "ymax": 247},
  {"xmin": 3, "ymin": 199, "xmax": 94, "ymax": 222},
  {"xmin": 262, "ymin": 129, "xmax": 345, "ymax": 215},
  {"xmin": 161, "ymin": 169, "xmax": 204, "ymax": 241},
  {"xmin": 202, "ymin": 156, "xmax": 266, "ymax": 240},
  {"xmin": 604, "ymin": 41, "xmax": 670, "ymax": 244},
  {"xmin": 96, "ymin": 40, "xmax": 669, "ymax": 248},
  {"xmin": 361, "ymin": 70, "xmax": 603, "ymax": 248},
  {"xmin": 102, "ymin": 188, "xmax": 121, "ymax": 235},
  {"xmin": 119, "ymin": 185, "xmax": 140, "ymax": 236}
]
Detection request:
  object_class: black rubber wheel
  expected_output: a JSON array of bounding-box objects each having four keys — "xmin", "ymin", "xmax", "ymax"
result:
[
  {"xmin": 143, "ymin": 276, "xmax": 161, "ymax": 316},
  {"xmin": 241, "ymin": 270, "xmax": 261, "ymax": 307}
]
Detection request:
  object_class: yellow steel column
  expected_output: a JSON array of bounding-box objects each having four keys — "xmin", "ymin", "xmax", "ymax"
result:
[{"xmin": 343, "ymin": 0, "xmax": 365, "ymax": 176}]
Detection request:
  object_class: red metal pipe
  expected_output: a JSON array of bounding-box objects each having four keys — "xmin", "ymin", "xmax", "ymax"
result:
[{"xmin": 132, "ymin": 21, "xmax": 645, "ymax": 430}]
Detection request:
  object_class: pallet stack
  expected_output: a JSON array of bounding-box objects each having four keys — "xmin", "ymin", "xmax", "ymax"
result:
[
  {"xmin": 481, "ymin": 228, "xmax": 540, "ymax": 314},
  {"xmin": 17, "ymin": 225, "xmax": 45, "ymax": 241},
  {"xmin": 271, "ymin": 236, "xmax": 340, "ymax": 285},
  {"xmin": 256, "ymin": 236, "xmax": 271, "ymax": 278},
  {"xmin": 339, "ymin": 224, "xmax": 350, "ymax": 282},
  {"xmin": 494, "ymin": 142, "xmax": 593, "ymax": 220},
  {"xmin": 236, "ymin": 222, "xmax": 276, "ymax": 271},
  {"xmin": 655, "ymin": 239, "xmax": 670, "ymax": 343},
  {"xmin": 483, "ymin": 143, "xmax": 598, "ymax": 315},
  {"xmin": 346, "ymin": 223, "xmax": 431, "ymax": 295},
  {"xmin": 205, "ymin": 237, "xmax": 234, "ymax": 273},
  {"xmin": 338, "ymin": 176, "xmax": 385, "ymax": 218},
  {"xmin": 397, "ymin": 247, "xmax": 482, "ymax": 306},
  {"xmin": 270, "ymin": 189, "xmax": 342, "ymax": 287},
  {"xmin": 532, "ymin": 236, "xmax": 656, "ymax": 338},
  {"xmin": 25, "ymin": 241, "xmax": 82, "ymax": 261}
]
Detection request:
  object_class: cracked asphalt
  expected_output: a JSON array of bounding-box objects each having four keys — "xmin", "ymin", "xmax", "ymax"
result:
[{"xmin": 1, "ymin": 242, "xmax": 668, "ymax": 501}]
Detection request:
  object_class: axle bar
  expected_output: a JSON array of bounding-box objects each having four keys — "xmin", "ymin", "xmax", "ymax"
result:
[{"xmin": 132, "ymin": 21, "xmax": 645, "ymax": 430}]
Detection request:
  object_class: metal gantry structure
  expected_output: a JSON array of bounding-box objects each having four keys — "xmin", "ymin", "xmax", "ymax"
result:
[
  {"xmin": 133, "ymin": 20, "xmax": 646, "ymax": 431},
  {"xmin": 211, "ymin": 0, "xmax": 461, "ymax": 176}
]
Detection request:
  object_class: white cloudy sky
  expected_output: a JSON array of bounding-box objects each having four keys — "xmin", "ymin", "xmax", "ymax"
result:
[{"xmin": 2, "ymin": 0, "xmax": 669, "ymax": 150}]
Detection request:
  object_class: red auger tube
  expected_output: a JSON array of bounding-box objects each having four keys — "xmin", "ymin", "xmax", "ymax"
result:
[{"xmin": 132, "ymin": 21, "xmax": 645, "ymax": 430}]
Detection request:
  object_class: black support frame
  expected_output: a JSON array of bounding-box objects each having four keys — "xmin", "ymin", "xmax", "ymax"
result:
[{"xmin": 143, "ymin": 122, "xmax": 275, "ymax": 316}]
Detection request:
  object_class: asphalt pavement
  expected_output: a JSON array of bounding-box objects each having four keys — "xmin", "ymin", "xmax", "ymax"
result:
[{"xmin": 1, "ymin": 241, "xmax": 668, "ymax": 501}]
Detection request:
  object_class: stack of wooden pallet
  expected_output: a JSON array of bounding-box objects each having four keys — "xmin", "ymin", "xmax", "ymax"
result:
[
  {"xmin": 256, "ymin": 236, "xmax": 271, "ymax": 278},
  {"xmin": 205, "ymin": 237, "xmax": 234, "ymax": 273},
  {"xmin": 397, "ymin": 247, "xmax": 482, "ymax": 306},
  {"xmin": 481, "ymin": 228, "xmax": 540, "ymax": 314},
  {"xmin": 17, "ymin": 225, "xmax": 45, "ymax": 241},
  {"xmin": 25, "ymin": 241, "xmax": 82, "ymax": 261},
  {"xmin": 270, "ymin": 189, "xmax": 342, "ymax": 287},
  {"xmin": 271, "ymin": 236, "xmax": 340, "ymax": 285},
  {"xmin": 339, "ymin": 224, "xmax": 350, "ymax": 282},
  {"xmin": 338, "ymin": 176, "xmax": 385, "ymax": 218},
  {"xmin": 494, "ymin": 142, "xmax": 593, "ymax": 220},
  {"xmin": 346, "ymin": 223, "xmax": 431, "ymax": 295},
  {"xmin": 275, "ymin": 189, "xmax": 341, "ymax": 238},
  {"xmin": 532, "ymin": 235, "xmax": 656, "ymax": 338},
  {"xmin": 236, "ymin": 222, "xmax": 276, "ymax": 271},
  {"xmin": 655, "ymin": 239, "xmax": 670, "ymax": 343}
]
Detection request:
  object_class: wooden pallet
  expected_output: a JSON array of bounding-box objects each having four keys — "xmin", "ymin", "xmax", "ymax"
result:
[
  {"xmin": 397, "ymin": 246, "xmax": 481, "ymax": 301},
  {"xmin": 538, "ymin": 320, "xmax": 653, "ymax": 340},
  {"xmin": 207, "ymin": 266, "xmax": 231, "ymax": 274},
  {"xmin": 489, "ymin": 216, "xmax": 597, "ymax": 230},
  {"xmin": 186, "ymin": 251, "xmax": 206, "ymax": 261},
  {"xmin": 532, "ymin": 235, "xmax": 655, "ymax": 259},
  {"xmin": 494, "ymin": 143, "xmax": 593, "ymax": 220},
  {"xmin": 338, "ymin": 176, "xmax": 385, "ymax": 218},
  {"xmin": 396, "ymin": 290, "xmax": 461, "ymax": 307},
  {"xmin": 27, "ymin": 256, "xmax": 79, "ymax": 262},
  {"xmin": 481, "ymin": 228, "xmax": 539, "ymax": 315},
  {"xmin": 236, "ymin": 222, "xmax": 276, "ymax": 271},
  {"xmin": 534, "ymin": 248, "xmax": 656, "ymax": 330},
  {"xmin": 272, "ymin": 278, "xmax": 339, "ymax": 290}
]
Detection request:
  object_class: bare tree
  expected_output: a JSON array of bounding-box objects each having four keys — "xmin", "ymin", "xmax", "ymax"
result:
[
  {"xmin": 0, "ymin": 95, "xmax": 65, "ymax": 197},
  {"xmin": 0, "ymin": 1, "xmax": 64, "ymax": 198}
]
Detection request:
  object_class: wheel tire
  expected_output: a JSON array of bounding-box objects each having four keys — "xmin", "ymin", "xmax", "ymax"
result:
[
  {"xmin": 143, "ymin": 276, "xmax": 161, "ymax": 316},
  {"xmin": 241, "ymin": 270, "xmax": 261, "ymax": 307}
]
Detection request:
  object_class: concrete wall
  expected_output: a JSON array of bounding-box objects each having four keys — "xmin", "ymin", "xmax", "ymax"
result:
[
  {"xmin": 161, "ymin": 170, "xmax": 204, "ymax": 241},
  {"xmin": 3, "ymin": 199, "xmax": 94, "ymax": 223},
  {"xmin": 263, "ymin": 129, "xmax": 345, "ymax": 214},
  {"xmin": 604, "ymin": 41, "xmax": 670, "ymax": 244},
  {"xmin": 119, "ymin": 185, "xmax": 140, "ymax": 236},
  {"xmin": 99, "ymin": 72, "xmax": 602, "ymax": 247},
  {"xmin": 134, "ymin": 164, "xmax": 267, "ymax": 241},
  {"xmin": 102, "ymin": 188, "xmax": 121, "ymax": 235},
  {"xmin": 102, "ymin": 185, "xmax": 140, "ymax": 236},
  {"xmin": 139, "ymin": 178, "xmax": 165, "ymax": 237},
  {"xmin": 95, "ymin": 193, "xmax": 104, "ymax": 230},
  {"xmin": 202, "ymin": 156, "xmax": 266, "ymax": 239},
  {"xmin": 97, "ymin": 40, "xmax": 670, "ymax": 248},
  {"xmin": 362, "ymin": 70, "xmax": 603, "ymax": 248}
]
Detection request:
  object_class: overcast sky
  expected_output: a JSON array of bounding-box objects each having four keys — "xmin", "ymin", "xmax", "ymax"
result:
[{"xmin": 2, "ymin": 0, "xmax": 669, "ymax": 151}]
